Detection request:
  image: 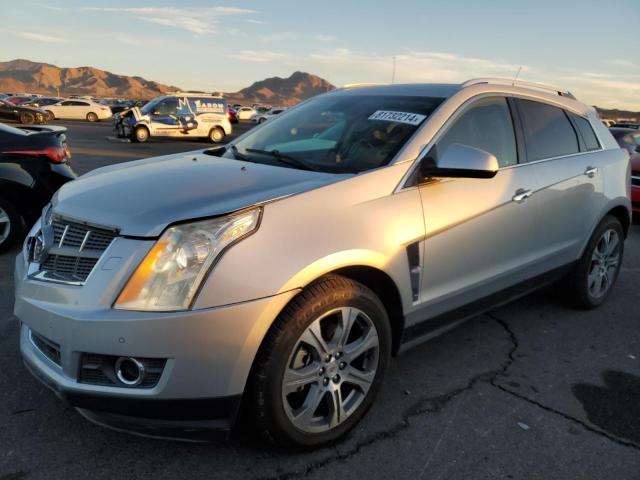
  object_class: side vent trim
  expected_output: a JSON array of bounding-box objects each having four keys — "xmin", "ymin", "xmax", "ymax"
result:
[{"xmin": 406, "ymin": 242, "xmax": 421, "ymax": 302}]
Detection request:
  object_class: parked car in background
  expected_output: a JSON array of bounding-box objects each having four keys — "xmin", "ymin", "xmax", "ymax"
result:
[
  {"xmin": 5, "ymin": 96, "xmax": 34, "ymax": 106},
  {"xmin": 0, "ymin": 123, "xmax": 76, "ymax": 252},
  {"xmin": 612, "ymin": 122, "xmax": 639, "ymax": 130},
  {"xmin": 236, "ymin": 106, "xmax": 257, "ymax": 120},
  {"xmin": 0, "ymin": 99, "xmax": 48, "ymax": 124},
  {"xmin": 610, "ymin": 127, "xmax": 640, "ymax": 214},
  {"xmin": 113, "ymin": 92, "xmax": 231, "ymax": 143},
  {"xmin": 101, "ymin": 99, "xmax": 135, "ymax": 115},
  {"xmin": 227, "ymin": 108, "xmax": 238, "ymax": 124},
  {"xmin": 252, "ymin": 107, "xmax": 287, "ymax": 124},
  {"xmin": 13, "ymin": 78, "xmax": 631, "ymax": 447},
  {"xmin": 45, "ymin": 99, "xmax": 112, "ymax": 122},
  {"xmin": 23, "ymin": 97, "xmax": 62, "ymax": 110}
]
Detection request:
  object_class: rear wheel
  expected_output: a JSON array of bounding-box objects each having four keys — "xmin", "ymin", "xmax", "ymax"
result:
[
  {"xmin": 133, "ymin": 126, "xmax": 149, "ymax": 143},
  {"xmin": 565, "ymin": 215, "xmax": 624, "ymax": 309},
  {"xmin": 0, "ymin": 198, "xmax": 20, "ymax": 254},
  {"xmin": 19, "ymin": 112, "xmax": 35, "ymax": 124},
  {"xmin": 208, "ymin": 127, "xmax": 225, "ymax": 143},
  {"xmin": 249, "ymin": 275, "xmax": 391, "ymax": 448},
  {"xmin": 86, "ymin": 112, "xmax": 99, "ymax": 122}
]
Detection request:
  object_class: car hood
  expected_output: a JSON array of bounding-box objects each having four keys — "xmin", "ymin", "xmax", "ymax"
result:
[{"xmin": 51, "ymin": 151, "xmax": 346, "ymax": 237}]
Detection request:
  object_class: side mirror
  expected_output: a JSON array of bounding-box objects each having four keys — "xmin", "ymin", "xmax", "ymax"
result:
[
  {"xmin": 635, "ymin": 145, "xmax": 640, "ymax": 153},
  {"xmin": 420, "ymin": 143, "xmax": 499, "ymax": 179}
]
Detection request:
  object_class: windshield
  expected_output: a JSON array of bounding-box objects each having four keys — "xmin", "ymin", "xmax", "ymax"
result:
[
  {"xmin": 140, "ymin": 97, "xmax": 164, "ymax": 115},
  {"xmin": 226, "ymin": 94, "xmax": 443, "ymax": 173}
]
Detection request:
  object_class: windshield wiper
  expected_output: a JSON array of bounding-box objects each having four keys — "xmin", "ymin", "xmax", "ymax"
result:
[
  {"xmin": 230, "ymin": 145, "xmax": 252, "ymax": 162},
  {"xmin": 245, "ymin": 148, "xmax": 319, "ymax": 172}
]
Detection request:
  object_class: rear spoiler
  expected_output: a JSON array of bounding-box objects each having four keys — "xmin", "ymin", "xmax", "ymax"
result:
[{"xmin": 20, "ymin": 125, "xmax": 67, "ymax": 135}]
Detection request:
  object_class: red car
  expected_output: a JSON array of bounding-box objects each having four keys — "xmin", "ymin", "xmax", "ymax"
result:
[
  {"xmin": 610, "ymin": 127, "xmax": 640, "ymax": 213},
  {"xmin": 227, "ymin": 108, "xmax": 238, "ymax": 124},
  {"xmin": 5, "ymin": 96, "xmax": 34, "ymax": 105}
]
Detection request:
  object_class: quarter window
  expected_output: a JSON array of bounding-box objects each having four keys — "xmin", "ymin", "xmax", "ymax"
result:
[
  {"xmin": 569, "ymin": 113, "xmax": 600, "ymax": 152},
  {"xmin": 433, "ymin": 97, "xmax": 518, "ymax": 168},
  {"xmin": 517, "ymin": 99, "xmax": 580, "ymax": 161}
]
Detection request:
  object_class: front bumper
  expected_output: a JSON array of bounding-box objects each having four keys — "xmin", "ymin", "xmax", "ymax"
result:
[{"xmin": 15, "ymin": 250, "xmax": 298, "ymax": 438}]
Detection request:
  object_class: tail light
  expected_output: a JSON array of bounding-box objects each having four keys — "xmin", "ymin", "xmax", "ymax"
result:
[{"xmin": 5, "ymin": 145, "xmax": 70, "ymax": 164}]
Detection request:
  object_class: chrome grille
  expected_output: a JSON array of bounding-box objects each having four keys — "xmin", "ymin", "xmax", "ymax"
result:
[{"xmin": 38, "ymin": 215, "xmax": 118, "ymax": 284}]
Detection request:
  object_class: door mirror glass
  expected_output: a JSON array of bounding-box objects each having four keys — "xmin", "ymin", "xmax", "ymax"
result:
[{"xmin": 420, "ymin": 143, "xmax": 499, "ymax": 179}]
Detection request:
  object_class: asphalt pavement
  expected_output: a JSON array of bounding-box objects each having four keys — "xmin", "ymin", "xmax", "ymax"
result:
[{"xmin": 0, "ymin": 120, "xmax": 638, "ymax": 480}]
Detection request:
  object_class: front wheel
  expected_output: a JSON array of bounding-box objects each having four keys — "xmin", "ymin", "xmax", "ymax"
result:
[
  {"xmin": 0, "ymin": 198, "xmax": 21, "ymax": 254},
  {"xmin": 19, "ymin": 112, "xmax": 35, "ymax": 124},
  {"xmin": 45, "ymin": 110, "xmax": 55, "ymax": 121},
  {"xmin": 564, "ymin": 215, "xmax": 625, "ymax": 309},
  {"xmin": 133, "ymin": 126, "xmax": 149, "ymax": 143},
  {"xmin": 249, "ymin": 275, "xmax": 391, "ymax": 448}
]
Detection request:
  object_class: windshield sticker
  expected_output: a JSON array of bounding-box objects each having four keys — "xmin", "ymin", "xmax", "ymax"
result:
[{"xmin": 368, "ymin": 110, "xmax": 426, "ymax": 125}]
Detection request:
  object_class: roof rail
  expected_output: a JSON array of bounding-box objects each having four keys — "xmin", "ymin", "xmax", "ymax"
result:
[
  {"xmin": 342, "ymin": 83, "xmax": 386, "ymax": 89},
  {"xmin": 461, "ymin": 78, "xmax": 576, "ymax": 99},
  {"xmin": 170, "ymin": 91, "xmax": 224, "ymax": 97}
]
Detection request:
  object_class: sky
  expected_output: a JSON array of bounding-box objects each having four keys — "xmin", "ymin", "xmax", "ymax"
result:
[{"xmin": 1, "ymin": 0, "xmax": 639, "ymax": 109}]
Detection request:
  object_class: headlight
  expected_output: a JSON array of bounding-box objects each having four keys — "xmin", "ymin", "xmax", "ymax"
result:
[{"xmin": 115, "ymin": 208, "xmax": 261, "ymax": 311}]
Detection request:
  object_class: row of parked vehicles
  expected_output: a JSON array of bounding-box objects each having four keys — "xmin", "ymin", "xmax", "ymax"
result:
[
  {"xmin": 0, "ymin": 93, "xmax": 113, "ymax": 123},
  {"xmin": 2, "ymin": 78, "xmax": 639, "ymax": 449}
]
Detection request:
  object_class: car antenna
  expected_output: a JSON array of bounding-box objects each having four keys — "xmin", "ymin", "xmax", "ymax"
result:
[{"xmin": 512, "ymin": 66, "xmax": 522, "ymax": 85}]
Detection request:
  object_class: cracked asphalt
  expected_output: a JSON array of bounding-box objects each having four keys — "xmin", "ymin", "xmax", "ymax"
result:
[{"xmin": 1, "ymin": 121, "xmax": 639, "ymax": 479}]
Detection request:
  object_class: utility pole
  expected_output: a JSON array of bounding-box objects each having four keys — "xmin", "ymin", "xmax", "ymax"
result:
[{"xmin": 391, "ymin": 56, "xmax": 396, "ymax": 84}]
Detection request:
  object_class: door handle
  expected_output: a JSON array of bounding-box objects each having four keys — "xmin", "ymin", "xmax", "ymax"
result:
[
  {"xmin": 584, "ymin": 166, "xmax": 598, "ymax": 178},
  {"xmin": 512, "ymin": 189, "xmax": 532, "ymax": 203}
]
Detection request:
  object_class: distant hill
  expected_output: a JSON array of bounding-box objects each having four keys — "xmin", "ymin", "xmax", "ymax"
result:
[
  {"xmin": 0, "ymin": 59, "xmax": 178, "ymax": 99},
  {"xmin": 225, "ymin": 71, "xmax": 335, "ymax": 106},
  {"xmin": 0, "ymin": 60, "xmax": 335, "ymax": 105},
  {"xmin": 595, "ymin": 107, "xmax": 639, "ymax": 122}
]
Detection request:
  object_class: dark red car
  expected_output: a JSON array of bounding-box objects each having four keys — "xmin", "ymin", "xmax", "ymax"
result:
[
  {"xmin": 610, "ymin": 127, "xmax": 640, "ymax": 214},
  {"xmin": 227, "ymin": 108, "xmax": 238, "ymax": 124}
]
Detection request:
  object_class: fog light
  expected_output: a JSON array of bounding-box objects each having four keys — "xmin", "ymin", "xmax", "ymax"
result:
[{"xmin": 115, "ymin": 357, "xmax": 145, "ymax": 386}]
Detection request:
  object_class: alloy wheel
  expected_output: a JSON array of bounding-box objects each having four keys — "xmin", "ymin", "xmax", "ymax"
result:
[
  {"xmin": 281, "ymin": 306, "xmax": 380, "ymax": 433},
  {"xmin": 0, "ymin": 206, "xmax": 11, "ymax": 244},
  {"xmin": 588, "ymin": 228, "xmax": 621, "ymax": 299}
]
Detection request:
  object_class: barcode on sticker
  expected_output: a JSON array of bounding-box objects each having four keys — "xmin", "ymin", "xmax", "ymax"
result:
[{"xmin": 368, "ymin": 110, "xmax": 426, "ymax": 126}]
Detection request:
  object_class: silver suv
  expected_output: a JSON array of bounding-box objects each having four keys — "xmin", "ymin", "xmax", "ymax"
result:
[{"xmin": 14, "ymin": 78, "xmax": 631, "ymax": 447}]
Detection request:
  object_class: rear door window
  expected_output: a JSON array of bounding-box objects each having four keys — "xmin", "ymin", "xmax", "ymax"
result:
[{"xmin": 516, "ymin": 99, "xmax": 580, "ymax": 161}]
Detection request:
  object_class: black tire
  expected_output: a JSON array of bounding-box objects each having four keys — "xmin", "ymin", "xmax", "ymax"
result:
[
  {"xmin": 19, "ymin": 112, "xmax": 35, "ymax": 124},
  {"xmin": 259, "ymin": 118, "xmax": 266, "ymax": 124},
  {"xmin": 86, "ymin": 112, "xmax": 99, "ymax": 122},
  {"xmin": 564, "ymin": 215, "xmax": 625, "ymax": 309},
  {"xmin": 248, "ymin": 274, "xmax": 391, "ymax": 448},
  {"xmin": 45, "ymin": 110, "xmax": 55, "ymax": 121},
  {"xmin": 133, "ymin": 126, "xmax": 149, "ymax": 143},
  {"xmin": 208, "ymin": 127, "xmax": 225, "ymax": 143},
  {"xmin": 0, "ymin": 197, "xmax": 21, "ymax": 254}
]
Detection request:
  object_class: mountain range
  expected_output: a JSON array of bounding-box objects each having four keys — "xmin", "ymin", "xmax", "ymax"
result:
[{"xmin": 0, "ymin": 59, "xmax": 335, "ymax": 106}]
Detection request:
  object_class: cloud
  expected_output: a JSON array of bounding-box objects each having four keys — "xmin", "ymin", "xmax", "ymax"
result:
[
  {"xmin": 607, "ymin": 59, "xmax": 637, "ymax": 69},
  {"xmin": 226, "ymin": 50, "xmax": 289, "ymax": 63},
  {"xmin": 82, "ymin": 6, "xmax": 254, "ymax": 35},
  {"xmin": 34, "ymin": 3, "xmax": 63, "ymax": 11},
  {"xmin": 258, "ymin": 32, "xmax": 297, "ymax": 43},
  {"xmin": 314, "ymin": 34, "xmax": 336, "ymax": 42},
  {"xmin": 308, "ymin": 49, "xmax": 526, "ymax": 83},
  {"xmin": 16, "ymin": 31, "xmax": 68, "ymax": 43},
  {"xmin": 244, "ymin": 19, "xmax": 265, "ymax": 25}
]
